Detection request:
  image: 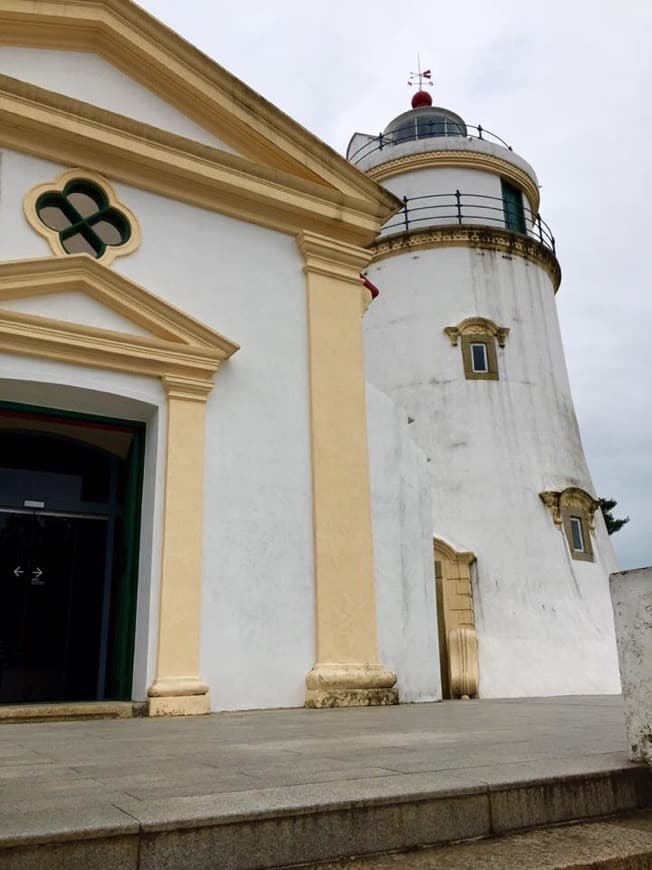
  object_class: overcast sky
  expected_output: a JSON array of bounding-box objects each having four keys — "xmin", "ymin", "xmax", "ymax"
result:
[{"xmin": 141, "ymin": 0, "xmax": 651, "ymax": 570}]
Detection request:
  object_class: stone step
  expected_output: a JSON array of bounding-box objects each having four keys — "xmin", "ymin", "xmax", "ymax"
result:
[
  {"xmin": 312, "ymin": 812, "xmax": 652, "ymax": 869},
  {"xmin": 0, "ymin": 758, "xmax": 650, "ymax": 869},
  {"xmin": 0, "ymin": 701, "xmax": 146, "ymax": 723}
]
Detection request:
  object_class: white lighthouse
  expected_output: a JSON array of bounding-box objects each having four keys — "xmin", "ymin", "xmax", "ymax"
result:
[{"xmin": 350, "ymin": 82, "xmax": 622, "ymax": 699}]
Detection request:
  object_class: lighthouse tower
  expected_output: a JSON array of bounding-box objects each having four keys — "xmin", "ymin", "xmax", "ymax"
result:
[{"xmin": 349, "ymin": 81, "xmax": 621, "ymax": 699}]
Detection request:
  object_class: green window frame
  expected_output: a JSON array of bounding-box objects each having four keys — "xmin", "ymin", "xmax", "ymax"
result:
[{"xmin": 36, "ymin": 179, "xmax": 131, "ymax": 259}]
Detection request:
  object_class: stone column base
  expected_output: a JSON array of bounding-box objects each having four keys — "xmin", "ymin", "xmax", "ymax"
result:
[
  {"xmin": 306, "ymin": 687, "xmax": 399, "ymax": 708},
  {"xmin": 147, "ymin": 676, "xmax": 210, "ymax": 717},
  {"xmin": 305, "ymin": 663, "xmax": 398, "ymax": 708}
]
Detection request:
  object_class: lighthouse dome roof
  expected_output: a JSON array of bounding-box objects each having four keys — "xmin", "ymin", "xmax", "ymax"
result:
[{"xmin": 384, "ymin": 105, "xmax": 467, "ymax": 143}]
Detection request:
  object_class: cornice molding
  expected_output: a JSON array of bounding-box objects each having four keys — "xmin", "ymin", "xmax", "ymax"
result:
[
  {"xmin": 297, "ymin": 231, "xmax": 373, "ymax": 286},
  {"xmin": 0, "ymin": 0, "xmax": 399, "ymax": 212},
  {"xmin": 444, "ymin": 317, "xmax": 510, "ymax": 348},
  {"xmin": 162, "ymin": 375, "xmax": 217, "ymax": 403},
  {"xmin": 0, "ymin": 255, "xmax": 239, "ymax": 384},
  {"xmin": 0, "ymin": 75, "xmax": 394, "ymax": 247},
  {"xmin": 367, "ymin": 150, "xmax": 540, "ymax": 214},
  {"xmin": 371, "ymin": 225, "xmax": 561, "ymax": 292}
]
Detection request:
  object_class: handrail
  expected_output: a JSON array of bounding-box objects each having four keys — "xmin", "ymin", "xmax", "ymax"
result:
[
  {"xmin": 349, "ymin": 122, "xmax": 513, "ymax": 165},
  {"xmin": 381, "ymin": 191, "xmax": 555, "ymax": 254}
]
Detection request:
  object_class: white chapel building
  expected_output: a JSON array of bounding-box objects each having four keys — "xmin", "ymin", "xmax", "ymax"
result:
[{"xmin": 0, "ymin": 0, "xmax": 620, "ymax": 718}]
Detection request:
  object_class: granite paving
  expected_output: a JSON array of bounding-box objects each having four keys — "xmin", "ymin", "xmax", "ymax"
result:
[{"xmin": 0, "ymin": 695, "xmax": 648, "ymax": 869}]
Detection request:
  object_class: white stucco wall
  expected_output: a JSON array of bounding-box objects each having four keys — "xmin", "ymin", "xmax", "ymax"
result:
[
  {"xmin": 0, "ymin": 146, "xmax": 315, "ymax": 710},
  {"xmin": 0, "ymin": 48, "xmax": 235, "ymax": 152},
  {"xmin": 610, "ymin": 567, "xmax": 652, "ymax": 762},
  {"xmin": 366, "ymin": 382, "xmax": 441, "ymax": 703},
  {"xmin": 364, "ymin": 244, "xmax": 621, "ymax": 698}
]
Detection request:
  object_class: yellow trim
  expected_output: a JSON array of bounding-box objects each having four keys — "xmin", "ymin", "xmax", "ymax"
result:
[
  {"xmin": 371, "ymin": 225, "xmax": 562, "ymax": 292},
  {"xmin": 148, "ymin": 378, "xmax": 211, "ymax": 717},
  {"xmin": 444, "ymin": 317, "xmax": 509, "ymax": 382},
  {"xmin": 540, "ymin": 488, "xmax": 600, "ymax": 564},
  {"xmin": 0, "ymin": 0, "xmax": 398, "ymax": 211},
  {"xmin": 23, "ymin": 169, "xmax": 141, "ymax": 266},
  {"xmin": 0, "ymin": 74, "xmax": 398, "ymax": 248},
  {"xmin": 298, "ymin": 231, "xmax": 397, "ymax": 707},
  {"xmin": 0, "ymin": 255, "xmax": 239, "ymax": 716},
  {"xmin": 368, "ymin": 150, "xmax": 540, "ymax": 214},
  {"xmin": 444, "ymin": 317, "xmax": 510, "ymax": 348}
]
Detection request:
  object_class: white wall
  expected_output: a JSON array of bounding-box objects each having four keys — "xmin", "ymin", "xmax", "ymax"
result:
[
  {"xmin": 0, "ymin": 147, "xmax": 316, "ymax": 710},
  {"xmin": 364, "ymin": 244, "xmax": 621, "ymax": 697},
  {"xmin": 0, "ymin": 48, "xmax": 235, "ymax": 152},
  {"xmin": 610, "ymin": 566, "xmax": 652, "ymax": 762},
  {"xmin": 367, "ymin": 383, "xmax": 441, "ymax": 703}
]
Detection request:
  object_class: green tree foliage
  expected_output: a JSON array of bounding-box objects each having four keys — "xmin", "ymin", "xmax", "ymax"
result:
[{"xmin": 599, "ymin": 498, "xmax": 630, "ymax": 535}]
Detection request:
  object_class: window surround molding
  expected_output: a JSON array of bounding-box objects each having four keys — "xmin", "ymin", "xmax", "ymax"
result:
[
  {"xmin": 24, "ymin": 169, "xmax": 141, "ymax": 266},
  {"xmin": 539, "ymin": 487, "xmax": 601, "ymax": 563},
  {"xmin": 444, "ymin": 316, "xmax": 509, "ymax": 381}
]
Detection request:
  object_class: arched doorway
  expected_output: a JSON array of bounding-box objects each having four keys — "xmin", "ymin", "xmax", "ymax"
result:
[{"xmin": 0, "ymin": 403, "xmax": 144, "ymax": 705}]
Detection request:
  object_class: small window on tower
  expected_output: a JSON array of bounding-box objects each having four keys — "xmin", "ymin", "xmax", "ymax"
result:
[
  {"xmin": 562, "ymin": 509, "xmax": 594, "ymax": 562},
  {"xmin": 540, "ymin": 488, "xmax": 598, "ymax": 564},
  {"xmin": 444, "ymin": 318, "xmax": 509, "ymax": 382},
  {"xmin": 569, "ymin": 517, "xmax": 585, "ymax": 552},
  {"xmin": 460, "ymin": 334, "xmax": 498, "ymax": 381},
  {"xmin": 470, "ymin": 342, "xmax": 489, "ymax": 373}
]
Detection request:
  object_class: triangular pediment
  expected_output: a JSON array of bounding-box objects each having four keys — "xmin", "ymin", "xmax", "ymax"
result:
[
  {"xmin": 0, "ymin": 0, "xmax": 397, "ymax": 213},
  {"xmin": 0, "ymin": 46, "xmax": 238, "ymax": 155},
  {"xmin": 0, "ymin": 290, "xmax": 158, "ymax": 339},
  {"xmin": 0, "ymin": 256, "xmax": 239, "ymax": 380}
]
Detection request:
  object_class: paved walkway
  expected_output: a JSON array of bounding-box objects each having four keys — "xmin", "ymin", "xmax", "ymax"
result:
[{"xmin": 0, "ymin": 696, "xmax": 649, "ymax": 869}]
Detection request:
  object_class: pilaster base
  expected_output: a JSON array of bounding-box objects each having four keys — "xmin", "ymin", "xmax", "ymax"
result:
[
  {"xmin": 306, "ymin": 687, "xmax": 399, "ymax": 708},
  {"xmin": 147, "ymin": 676, "xmax": 210, "ymax": 717},
  {"xmin": 148, "ymin": 694, "xmax": 210, "ymax": 717},
  {"xmin": 305, "ymin": 662, "xmax": 398, "ymax": 708}
]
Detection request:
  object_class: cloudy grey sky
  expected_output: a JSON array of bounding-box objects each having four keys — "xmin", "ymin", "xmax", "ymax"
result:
[{"xmin": 141, "ymin": 0, "xmax": 651, "ymax": 569}]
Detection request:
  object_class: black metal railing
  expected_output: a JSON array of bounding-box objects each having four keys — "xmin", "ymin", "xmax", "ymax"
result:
[
  {"xmin": 381, "ymin": 191, "xmax": 555, "ymax": 254},
  {"xmin": 349, "ymin": 122, "xmax": 512, "ymax": 165}
]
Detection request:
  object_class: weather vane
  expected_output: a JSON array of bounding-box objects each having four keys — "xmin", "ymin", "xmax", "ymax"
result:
[{"xmin": 408, "ymin": 55, "xmax": 434, "ymax": 91}]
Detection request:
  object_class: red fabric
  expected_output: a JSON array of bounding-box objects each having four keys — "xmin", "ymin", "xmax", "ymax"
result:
[{"xmin": 360, "ymin": 274, "xmax": 380, "ymax": 299}]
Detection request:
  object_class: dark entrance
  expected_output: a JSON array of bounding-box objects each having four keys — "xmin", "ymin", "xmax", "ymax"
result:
[{"xmin": 0, "ymin": 404, "xmax": 145, "ymax": 705}]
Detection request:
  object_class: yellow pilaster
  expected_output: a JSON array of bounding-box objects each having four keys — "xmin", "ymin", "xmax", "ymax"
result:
[
  {"xmin": 298, "ymin": 231, "xmax": 398, "ymax": 708},
  {"xmin": 147, "ymin": 375, "xmax": 214, "ymax": 716}
]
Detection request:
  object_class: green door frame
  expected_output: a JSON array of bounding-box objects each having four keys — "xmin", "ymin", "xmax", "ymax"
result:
[{"xmin": 501, "ymin": 178, "xmax": 526, "ymax": 234}]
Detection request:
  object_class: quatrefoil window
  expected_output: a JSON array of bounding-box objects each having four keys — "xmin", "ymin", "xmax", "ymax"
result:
[
  {"xmin": 25, "ymin": 170, "xmax": 140, "ymax": 265},
  {"xmin": 36, "ymin": 180, "xmax": 130, "ymax": 258}
]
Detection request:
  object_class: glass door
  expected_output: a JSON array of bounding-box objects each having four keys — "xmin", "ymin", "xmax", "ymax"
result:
[{"xmin": 0, "ymin": 511, "xmax": 108, "ymax": 704}]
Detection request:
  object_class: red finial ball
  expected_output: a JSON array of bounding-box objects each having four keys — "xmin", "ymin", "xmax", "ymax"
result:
[{"xmin": 411, "ymin": 90, "xmax": 433, "ymax": 109}]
